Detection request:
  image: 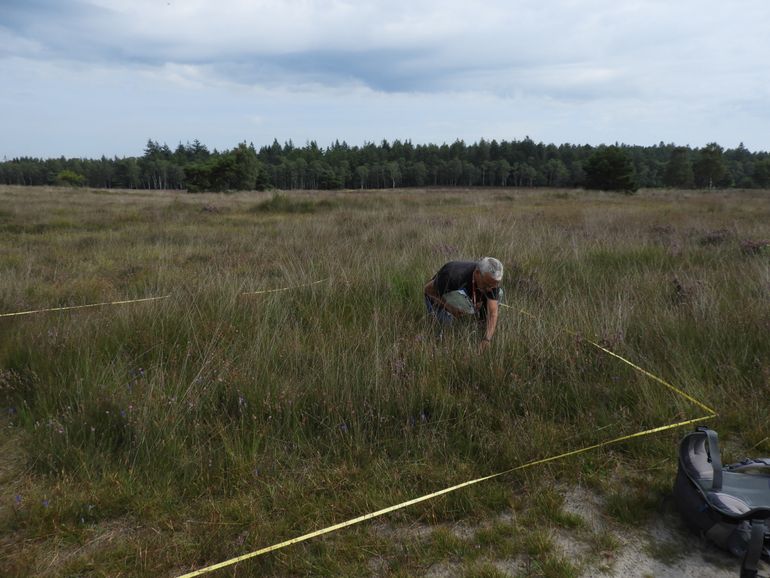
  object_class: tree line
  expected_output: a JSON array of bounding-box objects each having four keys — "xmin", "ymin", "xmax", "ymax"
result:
[{"xmin": 2, "ymin": 137, "xmax": 769, "ymax": 192}]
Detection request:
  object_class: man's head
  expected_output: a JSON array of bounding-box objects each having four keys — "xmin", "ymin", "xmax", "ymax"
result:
[{"xmin": 475, "ymin": 257, "xmax": 503, "ymax": 291}]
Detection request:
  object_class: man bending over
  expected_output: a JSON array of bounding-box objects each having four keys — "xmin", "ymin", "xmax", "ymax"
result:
[{"xmin": 424, "ymin": 257, "xmax": 503, "ymax": 353}]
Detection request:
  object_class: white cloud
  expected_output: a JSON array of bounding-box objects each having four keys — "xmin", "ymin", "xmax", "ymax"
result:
[
  {"xmin": 1, "ymin": 0, "xmax": 769, "ymax": 156},
  {"xmin": 0, "ymin": 25, "xmax": 44, "ymax": 57}
]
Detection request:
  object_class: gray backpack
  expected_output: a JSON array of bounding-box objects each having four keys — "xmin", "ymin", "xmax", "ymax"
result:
[{"xmin": 674, "ymin": 427, "xmax": 770, "ymax": 577}]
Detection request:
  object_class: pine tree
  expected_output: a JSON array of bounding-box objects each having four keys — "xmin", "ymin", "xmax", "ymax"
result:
[{"xmin": 584, "ymin": 146, "xmax": 638, "ymax": 193}]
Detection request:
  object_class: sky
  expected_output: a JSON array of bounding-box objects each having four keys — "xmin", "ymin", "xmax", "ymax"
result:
[{"xmin": 2, "ymin": 0, "xmax": 770, "ymax": 159}]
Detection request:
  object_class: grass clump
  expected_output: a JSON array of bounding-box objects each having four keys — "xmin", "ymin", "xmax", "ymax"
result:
[
  {"xmin": 530, "ymin": 489, "xmax": 586, "ymax": 530},
  {"xmin": 645, "ymin": 537, "xmax": 685, "ymax": 565},
  {"xmin": 587, "ymin": 528, "xmax": 621, "ymax": 557},
  {"xmin": 250, "ymin": 192, "xmax": 337, "ymax": 213},
  {"xmin": 462, "ymin": 562, "xmax": 510, "ymax": 577}
]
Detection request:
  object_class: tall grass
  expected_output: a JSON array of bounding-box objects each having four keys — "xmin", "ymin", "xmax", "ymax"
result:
[{"xmin": 1, "ymin": 186, "xmax": 768, "ymax": 576}]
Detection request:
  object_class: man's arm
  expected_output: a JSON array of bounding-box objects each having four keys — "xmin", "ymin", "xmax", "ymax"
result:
[
  {"xmin": 424, "ymin": 279, "xmax": 465, "ymax": 317},
  {"xmin": 479, "ymin": 299, "xmax": 499, "ymax": 353}
]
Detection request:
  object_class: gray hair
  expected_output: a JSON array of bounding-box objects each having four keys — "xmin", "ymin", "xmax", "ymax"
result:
[{"xmin": 477, "ymin": 257, "xmax": 503, "ymax": 281}]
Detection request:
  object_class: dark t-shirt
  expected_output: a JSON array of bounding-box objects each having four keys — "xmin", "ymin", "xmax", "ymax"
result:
[{"xmin": 433, "ymin": 261, "xmax": 500, "ymax": 303}]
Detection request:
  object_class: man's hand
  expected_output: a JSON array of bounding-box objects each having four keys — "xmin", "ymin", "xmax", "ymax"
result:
[{"xmin": 478, "ymin": 299, "xmax": 499, "ymax": 355}]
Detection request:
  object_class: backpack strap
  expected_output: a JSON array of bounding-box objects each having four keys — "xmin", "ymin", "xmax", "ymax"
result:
[
  {"xmin": 698, "ymin": 427, "xmax": 723, "ymax": 491},
  {"xmin": 740, "ymin": 519, "xmax": 766, "ymax": 578}
]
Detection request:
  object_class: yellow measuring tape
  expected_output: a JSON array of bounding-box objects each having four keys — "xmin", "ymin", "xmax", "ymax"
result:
[
  {"xmin": 177, "ymin": 304, "xmax": 717, "ymax": 577},
  {"xmin": 0, "ymin": 278, "xmax": 717, "ymax": 575},
  {"xmin": 0, "ymin": 277, "xmax": 329, "ymax": 318},
  {"xmin": 240, "ymin": 277, "xmax": 329, "ymax": 296},
  {"xmin": 504, "ymin": 304, "xmax": 716, "ymax": 416},
  {"xmin": 0, "ymin": 295, "xmax": 171, "ymax": 318},
  {"xmin": 177, "ymin": 416, "xmax": 712, "ymax": 578}
]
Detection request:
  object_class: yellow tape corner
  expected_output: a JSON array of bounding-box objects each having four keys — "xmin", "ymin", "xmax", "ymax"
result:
[{"xmin": 177, "ymin": 304, "xmax": 716, "ymax": 577}]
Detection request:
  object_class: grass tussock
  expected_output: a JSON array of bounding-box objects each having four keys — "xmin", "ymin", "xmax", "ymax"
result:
[
  {"xmin": 250, "ymin": 192, "xmax": 339, "ymax": 213},
  {"xmin": 0, "ymin": 185, "xmax": 768, "ymax": 576}
]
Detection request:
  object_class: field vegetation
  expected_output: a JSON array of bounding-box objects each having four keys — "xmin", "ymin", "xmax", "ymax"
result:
[{"xmin": 0, "ymin": 185, "xmax": 768, "ymax": 577}]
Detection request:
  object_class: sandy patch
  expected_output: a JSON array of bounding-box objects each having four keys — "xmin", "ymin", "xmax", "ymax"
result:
[{"xmin": 367, "ymin": 484, "xmax": 766, "ymax": 577}]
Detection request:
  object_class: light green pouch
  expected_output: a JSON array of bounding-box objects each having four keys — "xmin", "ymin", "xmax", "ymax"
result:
[{"xmin": 442, "ymin": 289, "xmax": 475, "ymax": 314}]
